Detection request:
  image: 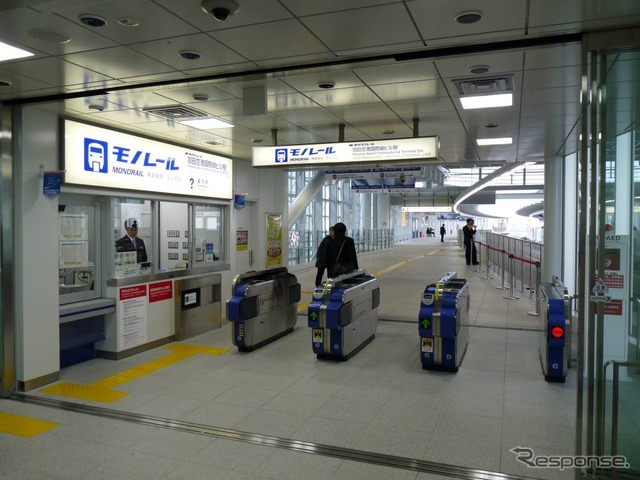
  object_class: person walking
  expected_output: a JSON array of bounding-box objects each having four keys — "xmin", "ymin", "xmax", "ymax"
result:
[
  {"xmin": 314, "ymin": 226, "xmax": 334, "ymax": 287},
  {"xmin": 462, "ymin": 218, "xmax": 479, "ymax": 265},
  {"xmin": 325, "ymin": 222, "xmax": 358, "ymax": 278},
  {"xmin": 440, "ymin": 223, "xmax": 446, "ymax": 242}
]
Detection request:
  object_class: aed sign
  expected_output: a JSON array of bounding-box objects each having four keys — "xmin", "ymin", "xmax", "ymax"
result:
[
  {"xmin": 63, "ymin": 120, "xmax": 233, "ymax": 199},
  {"xmin": 252, "ymin": 137, "xmax": 438, "ymax": 167}
]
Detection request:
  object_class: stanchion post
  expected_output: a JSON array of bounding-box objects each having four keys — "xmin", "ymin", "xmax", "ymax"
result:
[
  {"xmin": 475, "ymin": 240, "xmax": 482, "ymax": 273},
  {"xmin": 496, "ymin": 249, "xmax": 508, "ymax": 290},
  {"xmin": 481, "ymin": 244, "xmax": 494, "ymax": 280},
  {"xmin": 527, "ymin": 261, "xmax": 541, "ymax": 316},
  {"xmin": 504, "ymin": 254, "xmax": 520, "ymax": 300}
]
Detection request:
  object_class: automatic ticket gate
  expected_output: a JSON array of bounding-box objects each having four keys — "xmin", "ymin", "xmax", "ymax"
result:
[
  {"xmin": 419, "ymin": 272, "xmax": 470, "ymax": 372},
  {"xmin": 308, "ymin": 270, "xmax": 380, "ymax": 361},
  {"xmin": 227, "ymin": 267, "xmax": 301, "ymax": 351},
  {"xmin": 539, "ymin": 278, "xmax": 570, "ymax": 382}
]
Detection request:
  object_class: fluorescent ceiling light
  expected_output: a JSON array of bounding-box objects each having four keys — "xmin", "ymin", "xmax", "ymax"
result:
[
  {"xmin": 477, "ymin": 137, "xmax": 512, "ymax": 146},
  {"xmin": 460, "ymin": 93, "xmax": 512, "ymax": 110},
  {"xmin": 0, "ymin": 41, "xmax": 34, "ymax": 62},
  {"xmin": 180, "ymin": 118, "xmax": 234, "ymax": 129}
]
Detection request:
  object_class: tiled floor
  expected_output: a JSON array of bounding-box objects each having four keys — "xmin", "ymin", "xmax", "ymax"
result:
[{"xmin": 1, "ymin": 236, "xmax": 582, "ymax": 479}]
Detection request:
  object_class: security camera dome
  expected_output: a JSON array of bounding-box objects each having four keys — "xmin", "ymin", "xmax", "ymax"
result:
[{"xmin": 201, "ymin": 0, "xmax": 240, "ymax": 21}]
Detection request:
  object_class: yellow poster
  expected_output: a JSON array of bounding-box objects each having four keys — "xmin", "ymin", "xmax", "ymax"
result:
[
  {"xmin": 236, "ymin": 229, "xmax": 248, "ymax": 251},
  {"xmin": 266, "ymin": 212, "xmax": 283, "ymax": 267}
]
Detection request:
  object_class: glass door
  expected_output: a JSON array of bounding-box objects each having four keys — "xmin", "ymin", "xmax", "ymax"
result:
[{"xmin": 579, "ymin": 31, "xmax": 640, "ymax": 478}]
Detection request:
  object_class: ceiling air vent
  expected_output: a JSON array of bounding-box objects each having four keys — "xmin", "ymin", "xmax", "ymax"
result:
[
  {"xmin": 141, "ymin": 104, "xmax": 209, "ymax": 120},
  {"xmin": 453, "ymin": 74, "xmax": 514, "ymax": 95}
]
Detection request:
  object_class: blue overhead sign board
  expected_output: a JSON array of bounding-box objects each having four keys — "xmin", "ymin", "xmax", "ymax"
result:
[
  {"xmin": 252, "ymin": 137, "xmax": 438, "ymax": 167},
  {"xmin": 63, "ymin": 120, "xmax": 233, "ymax": 199}
]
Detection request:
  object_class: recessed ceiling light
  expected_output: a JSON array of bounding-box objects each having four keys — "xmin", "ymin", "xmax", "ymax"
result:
[
  {"xmin": 318, "ymin": 81, "xmax": 335, "ymax": 89},
  {"xmin": 79, "ymin": 14, "xmax": 107, "ymax": 27},
  {"xmin": 180, "ymin": 50, "xmax": 201, "ymax": 60},
  {"xmin": 251, "ymin": 138, "xmax": 263, "ymax": 143},
  {"xmin": 0, "ymin": 78, "xmax": 12, "ymax": 87},
  {"xmin": 455, "ymin": 11, "xmax": 483, "ymax": 24},
  {"xmin": 469, "ymin": 65, "xmax": 490, "ymax": 75},
  {"xmin": 477, "ymin": 137, "xmax": 512, "ymax": 146},
  {"xmin": 117, "ymin": 17, "xmax": 140, "ymax": 27},
  {"xmin": 485, "ymin": 122, "xmax": 499, "ymax": 128},
  {"xmin": 180, "ymin": 118, "xmax": 234, "ymax": 129},
  {"xmin": 88, "ymin": 104, "xmax": 105, "ymax": 112},
  {"xmin": 29, "ymin": 29, "xmax": 70, "ymax": 44},
  {"xmin": 383, "ymin": 129, "xmax": 395, "ymax": 135},
  {"xmin": 192, "ymin": 93, "xmax": 209, "ymax": 101},
  {"xmin": 0, "ymin": 41, "xmax": 34, "ymax": 62},
  {"xmin": 460, "ymin": 93, "xmax": 512, "ymax": 109}
]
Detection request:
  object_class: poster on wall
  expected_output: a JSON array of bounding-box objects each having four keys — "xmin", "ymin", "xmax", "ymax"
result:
[
  {"xmin": 118, "ymin": 285, "xmax": 148, "ymax": 350},
  {"xmin": 265, "ymin": 213, "xmax": 283, "ymax": 267},
  {"xmin": 113, "ymin": 251, "xmax": 138, "ymax": 278},
  {"xmin": 236, "ymin": 229, "xmax": 248, "ymax": 251},
  {"xmin": 602, "ymin": 234, "xmax": 629, "ymax": 361}
]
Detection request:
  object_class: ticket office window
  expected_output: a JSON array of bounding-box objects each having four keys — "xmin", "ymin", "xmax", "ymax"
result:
[
  {"xmin": 194, "ymin": 204, "xmax": 224, "ymax": 266},
  {"xmin": 59, "ymin": 197, "xmax": 102, "ymax": 304},
  {"xmin": 112, "ymin": 198, "xmax": 153, "ymax": 278}
]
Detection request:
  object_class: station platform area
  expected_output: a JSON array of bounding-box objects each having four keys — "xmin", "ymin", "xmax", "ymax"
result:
[{"xmin": 1, "ymin": 236, "xmax": 578, "ymax": 480}]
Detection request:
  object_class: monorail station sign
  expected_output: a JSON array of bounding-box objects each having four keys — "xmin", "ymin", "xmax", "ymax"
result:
[
  {"xmin": 252, "ymin": 137, "xmax": 439, "ymax": 167},
  {"xmin": 64, "ymin": 120, "xmax": 233, "ymax": 199}
]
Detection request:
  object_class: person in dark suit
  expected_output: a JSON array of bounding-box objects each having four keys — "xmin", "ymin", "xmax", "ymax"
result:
[
  {"xmin": 440, "ymin": 223, "xmax": 446, "ymax": 242},
  {"xmin": 325, "ymin": 222, "xmax": 358, "ymax": 278},
  {"xmin": 462, "ymin": 218, "xmax": 479, "ymax": 265},
  {"xmin": 314, "ymin": 226, "xmax": 334, "ymax": 287},
  {"xmin": 115, "ymin": 218, "xmax": 148, "ymax": 263}
]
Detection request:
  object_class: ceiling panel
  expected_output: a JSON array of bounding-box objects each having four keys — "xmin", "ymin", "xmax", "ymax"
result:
[
  {"xmin": 54, "ymin": 0, "xmax": 200, "ymax": 43},
  {"xmin": 353, "ymin": 60, "xmax": 439, "ymax": 85},
  {"xmin": 280, "ymin": 70, "xmax": 365, "ymax": 92},
  {"xmin": 300, "ymin": 4, "xmax": 422, "ymax": 51},
  {"xmin": 327, "ymin": 103, "xmax": 397, "ymax": 121},
  {"xmin": 409, "ymin": 0, "xmax": 527, "ymax": 44},
  {"xmin": 209, "ymin": 20, "xmax": 330, "ymax": 60},
  {"xmin": 60, "ymin": 46, "xmax": 177, "ymax": 79},
  {"xmin": 528, "ymin": 0, "xmax": 640, "ymax": 33},
  {"xmin": 279, "ymin": 0, "xmax": 400, "ymax": 16},
  {"xmin": 370, "ymin": 79, "xmax": 445, "ymax": 102},
  {"xmin": 434, "ymin": 51, "xmax": 524, "ymax": 79},
  {"xmin": 128, "ymin": 33, "xmax": 249, "ymax": 70},
  {"xmin": 0, "ymin": 57, "xmax": 112, "ymax": 87}
]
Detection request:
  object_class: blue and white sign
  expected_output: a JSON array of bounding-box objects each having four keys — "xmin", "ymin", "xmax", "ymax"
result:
[
  {"xmin": 253, "ymin": 137, "xmax": 438, "ymax": 167},
  {"xmin": 64, "ymin": 120, "xmax": 233, "ymax": 199}
]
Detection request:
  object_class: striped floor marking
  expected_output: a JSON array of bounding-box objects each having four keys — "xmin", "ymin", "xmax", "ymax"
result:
[
  {"xmin": 297, "ymin": 249, "xmax": 443, "ymax": 313},
  {"xmin": 0, "ymin": 412, "xmax": 58, "ymax": 437},
  {"xmin": 39, "ymin": 344, "xmax": 229, "ymax": 403}
]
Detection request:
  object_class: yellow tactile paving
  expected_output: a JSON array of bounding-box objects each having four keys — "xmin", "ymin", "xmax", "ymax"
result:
[
  {"xmin": 39, "ymin": 343, "xmax": 230, "ymax": 403},
  {"xmin": 0, "ymin": 412, "xmax": 59, "ymax": 438}
]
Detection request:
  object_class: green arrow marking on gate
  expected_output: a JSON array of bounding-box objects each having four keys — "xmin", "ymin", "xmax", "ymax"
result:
[
  {"xmin": 309, "ymin": 311, "xmax": 318, "ymax": 321},
  {"xmin": 421, "ymin": 318, "xmax": 430, "ymax": 329}
]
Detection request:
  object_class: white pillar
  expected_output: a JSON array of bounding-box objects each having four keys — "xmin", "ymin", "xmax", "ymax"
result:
[
  {"xmin": 543, "ymin": 157, "xmax": 564, "ymax": 283},
  {"xmin": 376, "ymin": 193, "xmax": 390, "ymax": 229},
  {"xmin": 615, "ymin": 132, "xmax": 632, "ymax": 235},
  {"xmin": 362, "ymin": 193, "xmax": 372, "ymax": 229}
]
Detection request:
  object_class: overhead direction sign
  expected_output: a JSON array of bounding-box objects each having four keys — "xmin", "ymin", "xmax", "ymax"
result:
[{"xmin": 252, "ymin": 137, "xmax": 438, "ymax": 167}]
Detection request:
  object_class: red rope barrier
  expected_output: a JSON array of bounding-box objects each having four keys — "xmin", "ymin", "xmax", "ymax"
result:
[{"xmin": 473, "ymin": 240, "xmax": 539, "ymax": 264}]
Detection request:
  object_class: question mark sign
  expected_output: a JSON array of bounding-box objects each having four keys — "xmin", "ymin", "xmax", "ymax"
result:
[{"xmin": 190, "ymin": 178, "xmax": 194, "ymax": 189}]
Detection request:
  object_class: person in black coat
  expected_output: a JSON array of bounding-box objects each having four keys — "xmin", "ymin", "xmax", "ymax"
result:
[
  {"xmin": 462, "ymin": 218, "xmax": 479, "ymax": 265},
  {"xmin": 440, "ymin": 223, "xmax": 446, "ymax": 242},
  {"xmin": 115, "ymin": 218, "xmax": 148, "ymax": 263},
  {"xmin": 314, "ymin": 226, "xmax": 334, "ymax": 287},
  {"xmin": 325, "ymin": 222, "xmax": 359, "ymax": 278}
]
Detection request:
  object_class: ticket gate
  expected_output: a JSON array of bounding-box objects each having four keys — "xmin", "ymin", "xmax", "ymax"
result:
[
  {"xmin": 227, "ymin": 267, "xmax": 301, "ymax": 351},
  {"xmin": 539, "ymin": 278, "xmax": 570, "ymax": 382},
  {"xmin": 308, "ymin": 270, "xmax": 380, "ymax": 361},
  {"xmin": 418, "ymin": 272, "xmax": 470, "ymax": 372}
]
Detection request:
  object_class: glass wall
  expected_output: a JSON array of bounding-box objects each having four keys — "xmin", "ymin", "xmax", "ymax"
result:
[
  {"xmin": 113, "ymin": 198, "xmax": 153, "ymax": 277},
  {"xmin": 580, "ymin": 41, "xmax": 640, "ymax": 477}
]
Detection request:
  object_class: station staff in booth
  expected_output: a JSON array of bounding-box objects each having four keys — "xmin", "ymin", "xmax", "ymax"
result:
[
  {"xmin": 462, "ymin": 218, "xmax": 479, "ymax": 265},
  {"xmin": 325, "ymin": 222, "xmax": 358, "ymax": 277},
  {"xmin": 115, "ymin": 218, "xmax": 148, "ymax": 263}
]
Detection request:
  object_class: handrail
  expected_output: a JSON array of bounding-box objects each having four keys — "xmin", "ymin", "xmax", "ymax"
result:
[{"xmin": 603, "ymin": 360, "xmax": 640, "ymax": 473}]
